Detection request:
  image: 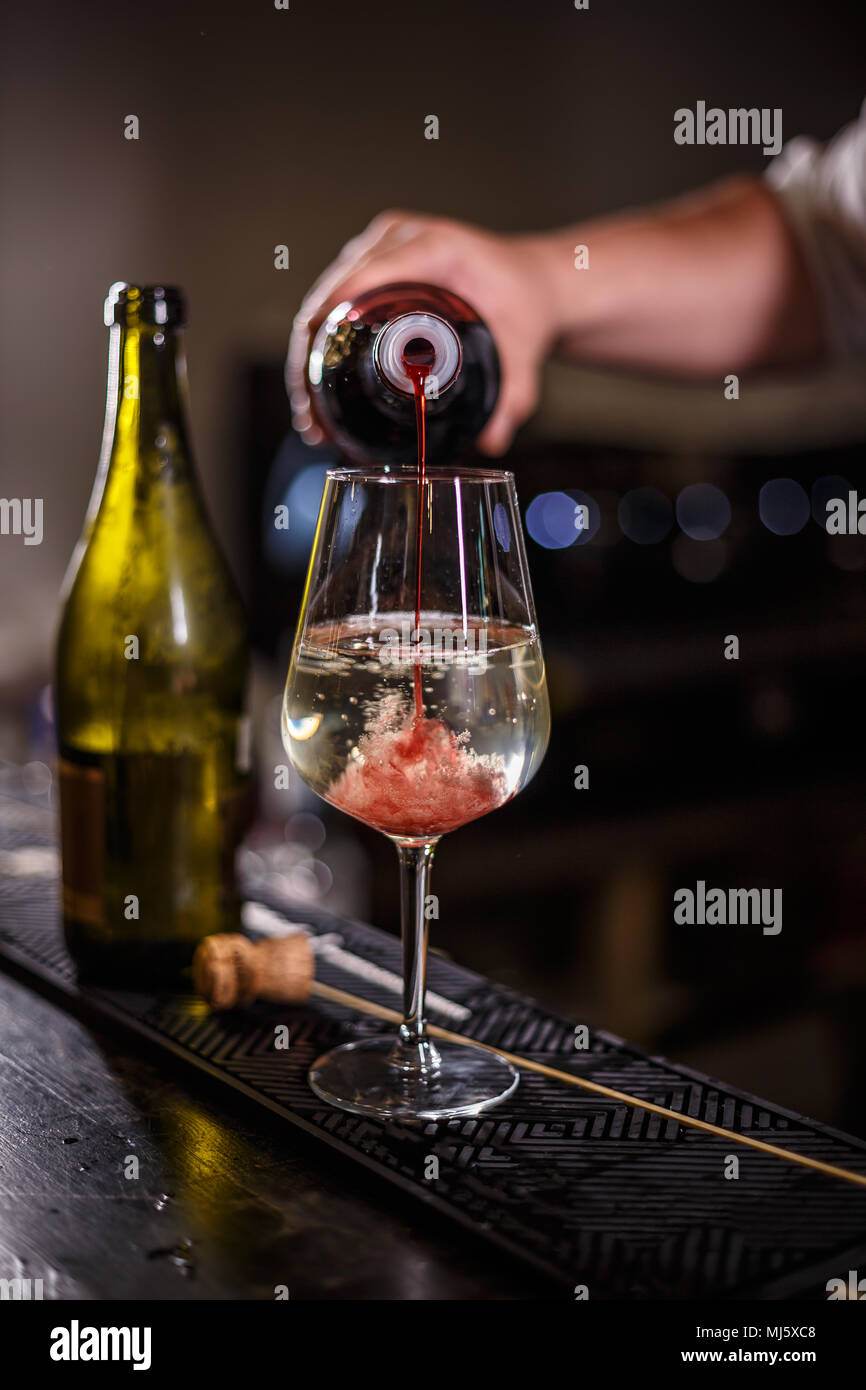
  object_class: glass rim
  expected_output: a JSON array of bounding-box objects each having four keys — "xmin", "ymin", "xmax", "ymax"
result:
[{"xmin": 325, "ymin": 463, "xmax": 515, "ymax": 485}]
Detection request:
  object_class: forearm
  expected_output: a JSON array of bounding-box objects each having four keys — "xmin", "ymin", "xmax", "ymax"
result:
[{"xmin": 529, "ymin": 176, "xmax": 826, "ymax": 376}]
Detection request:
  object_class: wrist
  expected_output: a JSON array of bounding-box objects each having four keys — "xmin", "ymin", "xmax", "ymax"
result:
[
  {"xmin": 520, "ymin": 226, "xmax": 607, "ymax": 351},
  {"xmin": 513, "ymin": 232, "xmax": 573, "ymax": 350}
]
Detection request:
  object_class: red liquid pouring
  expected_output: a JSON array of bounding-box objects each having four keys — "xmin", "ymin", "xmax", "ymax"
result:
[
  {"xmin": 403, "ymin": 335, "xmax": 434, "ymax": 723},
  {"xmin": 325, "ymin": 336, "xmax": 507, "ymax": 837}
]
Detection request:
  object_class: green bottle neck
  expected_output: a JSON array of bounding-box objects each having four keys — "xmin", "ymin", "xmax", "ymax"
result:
[
  {"xmin": 66, "ymin": 318, "xmax": 205, "ymax": 577},
  {"xmin": 104, "ymin": 319, "xmax": 195, "ymax": 478}
]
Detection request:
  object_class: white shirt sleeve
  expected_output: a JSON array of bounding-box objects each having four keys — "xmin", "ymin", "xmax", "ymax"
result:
[{"xmin": 765, "ymin": 100, "xmax": 866, "ymax": 356}]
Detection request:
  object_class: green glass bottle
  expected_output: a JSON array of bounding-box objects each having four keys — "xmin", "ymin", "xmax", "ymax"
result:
[{"xmin": 55, "ymin": 284, "xmax": 250, "ymax": 984}]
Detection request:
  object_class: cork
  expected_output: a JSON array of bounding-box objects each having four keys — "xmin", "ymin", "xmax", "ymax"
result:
[{"xmin": 193, "ymin": 932, "xmax": 314, "ymax": 1010}]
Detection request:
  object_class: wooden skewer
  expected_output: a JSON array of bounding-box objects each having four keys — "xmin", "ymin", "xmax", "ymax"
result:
[
  {"xmin": 312, "ymin": 981, "xmax": 866, "ymax": 1190},
  {"xmin": 192, "ymin": 934, "xmax": 866, "ymax": 1190}
]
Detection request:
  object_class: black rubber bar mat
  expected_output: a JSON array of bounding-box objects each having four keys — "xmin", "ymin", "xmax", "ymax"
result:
[{"xmin": 1, "ymin": 799, "xmax": 866, "ymax": 1298}]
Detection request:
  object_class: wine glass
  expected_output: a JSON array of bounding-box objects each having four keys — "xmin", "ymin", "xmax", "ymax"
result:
[{"xmin": 281, "ymin": 465, "xmax": 550, "ymax": 1119}]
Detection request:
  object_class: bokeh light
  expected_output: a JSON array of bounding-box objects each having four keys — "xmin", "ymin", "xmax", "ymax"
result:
[
  {"xmin": 758, "ymin": 478, "xmax": 810, "ymax": 535},
  {"xmin": 672, "ymin": 535, "xmax": 728, "ymax": 582},
  {"xmin": 570, "ymin": 488, "xmax": 601, "ymax": 546},
  {"xmin": 618, "ymin": 487, "xmax": 673, "ymax": 544},
  {"xmin": 675, "ymin": 483, "xmax": 731, "ymax": 541},
  {"xmin": 526, "ymin": 490, "xmax": 597, "ymax": 549},
  {"xmin": 811, "ymin": 475, "xmax": 851, "ymax": 527},
  {"xmin": 287, "ymin": 812, "xmax": 327, "ymax": 851},
  {"xmin": 265, "ymin": 458, "xmax": 329, "ymax": 569}
]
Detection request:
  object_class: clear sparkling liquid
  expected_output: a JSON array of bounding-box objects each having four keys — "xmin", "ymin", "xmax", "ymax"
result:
[{"xmin": 283, "ymin": 615, "xmax": 549, "ymax": 838}]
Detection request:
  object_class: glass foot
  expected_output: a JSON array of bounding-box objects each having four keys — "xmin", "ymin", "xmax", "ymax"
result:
[{"xmin": 308, "ymin": 1036, "xmax": 519, "ymax": 1121}]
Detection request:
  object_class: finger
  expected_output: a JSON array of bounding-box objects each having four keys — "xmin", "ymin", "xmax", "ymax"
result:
[
  {"xmin": 342, "ymin": 208, "xmax": 417, "ymax": 258},
  {"xmin": 288, "ymin": 234, "xmax": 431, "ymax": 407},
  {"xmin": 298, "ymin": 238, "xmax": 455, "ymax": 356},
  {"xmin": 477, "ymin": 363, "xmax": 538, "ymax": 456},
  {"xmin": 477, "ymin": 413, "xmax": 515, "ymax": 457},
  {"xmin": 296, "ymin": 214, "xmax": 427, "ymax": 330},
  {"xmin": 287, "ymin": 227, "xmax": 417, "ymax": 399}
]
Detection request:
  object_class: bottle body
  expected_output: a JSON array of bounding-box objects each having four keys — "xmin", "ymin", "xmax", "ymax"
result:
[
  {"xmin": 302, "ymin": 282, "xmax": 499, "ymax": 464},
  {"xmin": 55, "ymin": 285, "xmax": 250, "ymax": 983}
]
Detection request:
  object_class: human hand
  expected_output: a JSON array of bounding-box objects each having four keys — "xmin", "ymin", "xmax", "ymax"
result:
[{"xmin": 287, "ymin": 211, "xmax": 560, "ymax": 455}]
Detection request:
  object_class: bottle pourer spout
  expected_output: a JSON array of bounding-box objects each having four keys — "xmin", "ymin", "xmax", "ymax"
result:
[{"xmin": 373, "ymin": 311, "xmax": 462, "ymax": 398}]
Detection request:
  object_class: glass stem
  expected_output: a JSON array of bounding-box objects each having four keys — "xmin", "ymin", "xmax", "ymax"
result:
[{"xmin": 395, "ymin": 840, "xmax": 439, "ymax": 1074}]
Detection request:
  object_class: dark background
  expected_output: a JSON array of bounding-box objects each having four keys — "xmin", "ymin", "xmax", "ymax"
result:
[{"xmin": 3, "ymin": 0, "xmax": 866, "ymax": 1138}]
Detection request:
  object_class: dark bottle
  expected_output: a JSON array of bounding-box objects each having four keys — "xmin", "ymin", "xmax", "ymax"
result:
[
  {"xmin": 302, "ymin": 283, "xmax": 500, "ymax": 464},
  {"xmin": 55, "ymin": 284, "xmax": 251, "ymax": 985}
]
